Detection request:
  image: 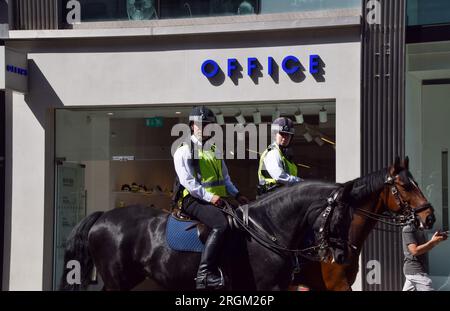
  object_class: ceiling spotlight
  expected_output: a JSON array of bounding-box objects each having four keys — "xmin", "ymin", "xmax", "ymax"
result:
[
  {"xmin": 235, "ymin": 111, "xmax": 246, "ymax": 125},
  {"xmin": 315, "ymin": 136, "xmax": 325, "ymax": 146},
  {"xmin": 216, "ymin": 112, "xmax": 225, "ymax": 125},
  {"xmin": 253, "ymin": 110, "xmax": 262, "ymax": 125},
  {"xmin": 303, "ymin": 132, "xmax": 313, "ymax": 142},
  {"xmin": 175, "ymin": 111, "xmax": 182, "ymax": 115},
  {"xmin": 295, "ymin": 110, "xmax": 304, "ymax": 124},
  {"xmin": 107, "ymin": 112, "xmax": 114, "ymax": 116},
  {"xmin": 272, "ymin": 109, "xmax": 281, "ymax": 122},
  {"xmin": 319, "ymin": 106, "xmax": 328, "ymax": 123}
]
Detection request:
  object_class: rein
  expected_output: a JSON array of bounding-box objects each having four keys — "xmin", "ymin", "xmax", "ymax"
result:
[{"xmin": 220, "ymin": 187, "xmax": 352, "ymax": 264}]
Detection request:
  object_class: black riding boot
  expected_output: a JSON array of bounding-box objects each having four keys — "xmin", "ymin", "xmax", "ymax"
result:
[{"xmin": 195, "ymin": 228, "xmax": 225, "ymax": 290}]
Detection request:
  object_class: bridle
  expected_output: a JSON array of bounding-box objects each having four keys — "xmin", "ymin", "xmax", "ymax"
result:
[
  {"xmin": 221, "ymin": 186, "xmax": 354, "ymax": 273},
  {"xmin": 355, "ymin": 173, "xmax": 433, "ymax": 227}
]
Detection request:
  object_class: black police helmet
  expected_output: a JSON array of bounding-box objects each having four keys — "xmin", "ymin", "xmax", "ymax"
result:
[
  {"xmin": 272, "ymin": 117, "xmax": 295, "ymax": 135},
  {"xmin": 189, "ymin": 106, "xmax": 216, "ymax": 123}
]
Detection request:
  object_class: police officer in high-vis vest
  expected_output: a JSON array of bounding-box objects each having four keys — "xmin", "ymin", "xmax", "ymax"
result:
[
  {"xmin": 258, "ymin": 117, "xmax": 302, "ymax": 194},
  {"xmin": 173, "ymin": 106, "xmax": 249, "ymax": 290}
]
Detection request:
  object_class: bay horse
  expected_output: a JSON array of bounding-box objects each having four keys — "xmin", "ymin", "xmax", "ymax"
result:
[
  {"xmin": 295, "ymin": 157, "xmax": 436, "ymax": 291},
  {"xmin": 60, "ymin": 180, "xmax": 354, "ymax": 291}
]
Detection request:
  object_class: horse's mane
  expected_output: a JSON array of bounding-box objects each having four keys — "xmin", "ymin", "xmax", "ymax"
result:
[
  {"xmin": 350, "ymin": 168, "xmax": 389, "ymax": 202},
  {"xmin": 249, "ymin": 180, "xmax": 339, "ymax": 212}
]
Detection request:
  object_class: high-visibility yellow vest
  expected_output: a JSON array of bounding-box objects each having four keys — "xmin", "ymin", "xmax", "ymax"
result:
[
  {"xmin": 258, "ymin": 143, "xmax": 298, "ymax": 187},
  {"xmin": 181, "ymin": 144, "xmax": 227, "ymax": 198}
]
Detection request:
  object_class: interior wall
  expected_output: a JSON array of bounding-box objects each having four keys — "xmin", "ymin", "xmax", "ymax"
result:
[{"xmin": 56, "ymin": 111, "xmax": 111, "ymax": 215}]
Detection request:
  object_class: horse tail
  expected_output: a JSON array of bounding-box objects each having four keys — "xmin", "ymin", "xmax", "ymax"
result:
[{"xmin": 60, "ymin": 211, "xmax": 104, "ymax": 291}]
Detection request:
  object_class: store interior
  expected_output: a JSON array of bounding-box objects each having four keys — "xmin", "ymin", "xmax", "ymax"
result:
[
  {"xmin": 53, "ymin": 101, "xmax": 336, "ymax": 289},
  {"xmin": 56, "ymin": 102, "xmax": 336, "ymax": 211}
]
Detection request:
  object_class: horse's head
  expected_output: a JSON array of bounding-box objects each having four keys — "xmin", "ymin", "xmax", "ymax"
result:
[
  {"xmin": 310, "ymin": 182, "xmax": 354, "ymax": 265},
  {"xmin": 383, "ymin": 156, "xmax": 435, "ymax": 229}
]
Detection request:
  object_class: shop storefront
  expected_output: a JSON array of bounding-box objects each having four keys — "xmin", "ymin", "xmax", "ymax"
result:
[
  {"xmin": 405, "ymin": 0, "xmax": 450, "ymax": 291},
  {"xmin": 2, "ymin": 19, "xmax": 361, "ymax": 290}
]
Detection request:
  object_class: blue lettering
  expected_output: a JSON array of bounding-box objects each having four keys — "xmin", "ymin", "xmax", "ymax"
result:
[
  {"xmin": 310, "ymin": 54, "xmax": 320, "ymax": 74},
  {"xmin": 268, "ymin": 56, "xmax": 274, "ymax": 76},
  {"xmin": 201, "ymin": 59, "xmax": 219, "ymax": 78},
  {"xmin": 248, "ymin": 57, "xmax": 257, "ymax": 76},
  {"xmin": 282, "ymin": 56, "xmax": 300, "ymax": 75},
  {"xmin": 228, "ymin": 58, "xmax": 238, "ymax": 77},
  {"xmin": 201, "ymin": 54, "xmax": 323, "ymax": 81},
  {"xmin": 5, "ymin": 65, "xmax": 28, "ymax": 76}
]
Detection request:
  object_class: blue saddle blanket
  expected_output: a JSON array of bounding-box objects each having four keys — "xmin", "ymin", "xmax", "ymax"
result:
[{"xmin": 166, "ymin": 215, "xmax": 205, "ymax": 252}]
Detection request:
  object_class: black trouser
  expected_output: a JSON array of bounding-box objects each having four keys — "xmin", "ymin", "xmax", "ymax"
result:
[
  {"xmin": 182, "ymin": 195, "xmax": 228, "ymax": 278},
  {"xmin": 182, "ymin": 195, "xmax": 228, "ymax": 234}
]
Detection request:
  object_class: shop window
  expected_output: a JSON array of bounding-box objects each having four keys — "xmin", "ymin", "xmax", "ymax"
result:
[
  {"xmin": 160, "ymin": 0, "xmax": 257, "ymax": 19},
  {"xmin": 260, "ymin": 0, "xmax": 361, "ymax": 14},
  {"xmin": 407, "ymin": 0, "xmax": 450, "ymax": 26},
  {"xmin": 54, "ymin": 102, "xmax": 335, "ymax": 289},
  {"xmin": 65, "ymin": 0, "xmax": 158, "ymax": 22},
  {"xmin": 406, "ymin": 62, "xmax": 450, "ymax": 289}
]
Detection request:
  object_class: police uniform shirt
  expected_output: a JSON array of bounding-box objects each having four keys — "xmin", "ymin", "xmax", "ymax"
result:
[
  {"xmin": 263, "ymin": 147, "xmax": 302, "ymax": 185},
  {"xmin": 173, "ymin": 135, "xmax": 239, "ymax": 202}
]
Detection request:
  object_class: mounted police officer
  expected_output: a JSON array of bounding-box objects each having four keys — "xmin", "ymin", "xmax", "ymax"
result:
[
  {"xmin": 173, "ymin": 106, "xmax": 249, "ymax": 290},
  {"xmin": 258, "ymin": 117, "xmax": 302, "ymax": 195}
]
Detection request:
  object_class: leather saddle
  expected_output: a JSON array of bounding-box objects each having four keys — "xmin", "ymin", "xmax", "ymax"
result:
[
  {"xmin": 172, "ymin": 196, "xmax": 245, "ymax": 242},
  {"xmin": 171, "ymin": 197, "xmax": 276, "ymax": 245}
]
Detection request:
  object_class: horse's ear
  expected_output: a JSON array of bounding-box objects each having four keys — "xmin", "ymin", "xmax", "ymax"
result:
[
  {"xmin": 391, "ymin": 156, "xmax": 401, "ymax": 175},
  {"xmin": 340, "ymin": 181, "xmax": 355, "ymax": 203},
  {"xmin": 403, "ymin": 156, "xmax": 410, "ymax": 170}
]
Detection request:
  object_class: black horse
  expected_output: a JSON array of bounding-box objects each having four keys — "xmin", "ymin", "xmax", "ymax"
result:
[{"xmin": 61, "ymin": 181, "xmax": 354, "ymax": 291}]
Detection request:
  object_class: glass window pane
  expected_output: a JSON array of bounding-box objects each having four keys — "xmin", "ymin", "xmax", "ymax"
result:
[
  {"xmin": 160, "ymin": 0, "xmax": 257, "ymax": 19},
  {"xmin": 407, "ymin": 0, "xmax": 450, "ymax": 26},
  {"xmin": 54, "ymin": 102, "xmax": 336, "ymax": 289},
  {"xmin": 260, "ymin": 0, "xmax": 361, "ymax": 14},
  {"xmin": 66, "ymin": 0, "xmax": 158, "ymax": 22}
]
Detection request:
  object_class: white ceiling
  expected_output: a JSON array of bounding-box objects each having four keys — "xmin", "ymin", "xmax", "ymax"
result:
[{"xmin": 60, "ymin": 101, "xmax": 336, "ymax": 119}]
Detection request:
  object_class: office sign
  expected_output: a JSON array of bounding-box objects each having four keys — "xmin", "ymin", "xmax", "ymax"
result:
[
  {"xmin": 1, "ymin": 47, "xmax": 28, "ymax": 93},
  {"xmin": 201, "ymin": 55, "xmax": 323, "ymax": 80}
]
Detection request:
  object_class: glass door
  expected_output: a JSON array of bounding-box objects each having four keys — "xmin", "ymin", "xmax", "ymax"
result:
[{"xmin": 53, "ymin": 162, "xmax": 87, "ymax": 290}]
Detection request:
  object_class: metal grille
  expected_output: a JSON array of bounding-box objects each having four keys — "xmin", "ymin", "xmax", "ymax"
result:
[
  {"xmin": 361, "ymin": 0, "xmax": 406, "ymax": 291},
  {"xmin": 12, "ymin": 0, "xmax": 59, "ymax": 30}
]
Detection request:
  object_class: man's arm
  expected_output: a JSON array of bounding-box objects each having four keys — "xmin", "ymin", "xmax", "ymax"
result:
[
  {"xmin": 264, "ymin": 149, "xmax": 301, "ymax": 185},
  {"xmin": 222, "ymin": 160, "xmax": 239, "ymax": 197},
  {"xmin": 173, "ymin": 146, "xmax": 214, "ymax": 203},
  {"xmin": 407, "ymin": 232, "xmax": 447, "ymax": 256},
  {"xmin": 222, "ymin": 160, "xmax": 249, "ymax": 204}
]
